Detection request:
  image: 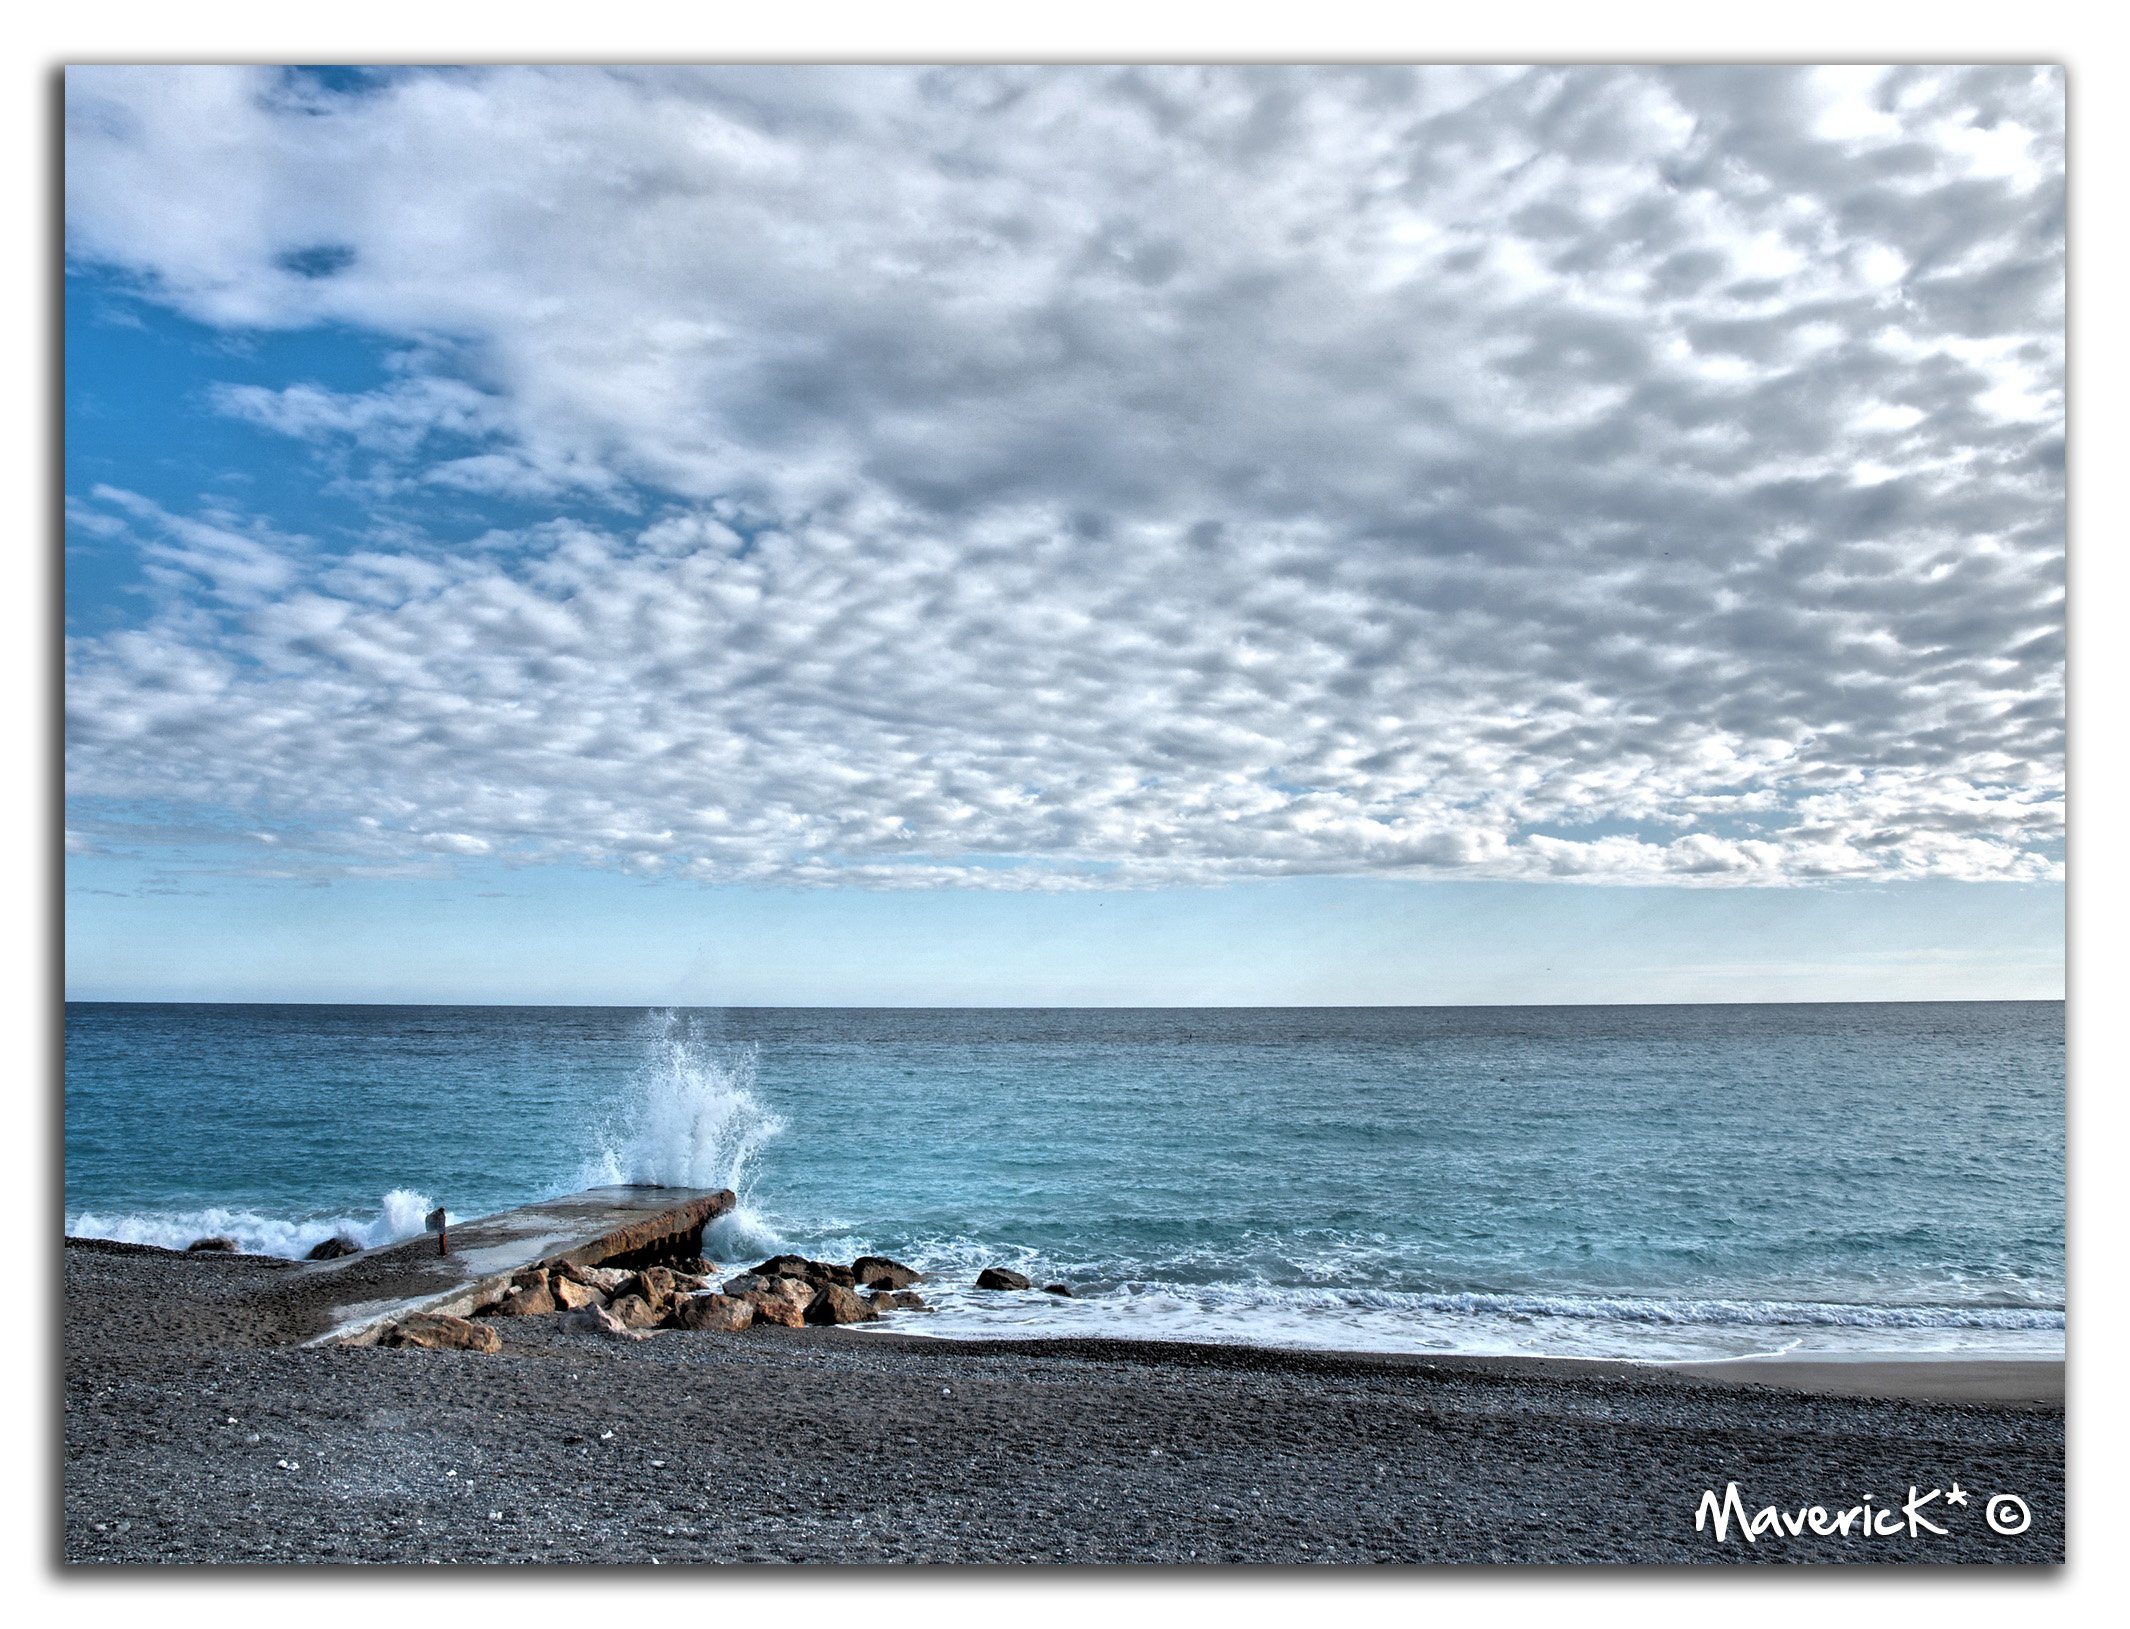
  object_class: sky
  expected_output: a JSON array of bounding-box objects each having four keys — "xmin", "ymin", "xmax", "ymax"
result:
[{"xmin": 61, "ymin": 64, "xmax": 2065, "ymax": 1004}]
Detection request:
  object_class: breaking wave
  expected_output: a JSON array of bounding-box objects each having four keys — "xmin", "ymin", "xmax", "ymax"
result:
[
  {"xmin": 873, "ymin": 1277, "xmax": 2067, "ymax": 1362},
  {"xmin": 758, "ymin": 1225, "xmax": 2063, "ymax": 1360},
  {"xmin": 64, "ymin": 1187, "xmax": 438, "ymax": 1259},
  {"xmin": 582, "ymin": 1010, "xmax": 786, "ymax": 1257}
]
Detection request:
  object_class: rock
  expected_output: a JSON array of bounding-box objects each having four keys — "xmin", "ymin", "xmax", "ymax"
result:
[
  {"xmin": 976, "ymin": 1267, "xmax": 1032, "ymax": 1291},
  {"xmin": 305, "ymin": 1235, "xmax": 360, "ymax": 1261},
  {"xmin": 376, "ymin": 1313, "xmax": 501, "ymax": 1354},
  {"xmin": 578, "ymin": 1265, "xmax": 633, "ymax": 1293},
  {"xmin": 806, "ymin": 1283, "xmax": 879, "ymax": 1325},
  {"xmin": 515, "ymin": 1268, "xmax": 560, "ymax": 1305},
  {"xmin": 741, "ymin": 1276, "xmax": 814, "ymax": 1328},
  {"xmin": 1043, "ymin": 1283, "xmax": 1074, "ymax": 1297},
  {"xmin": 559, "ymin": 1305, "xmax": 650, "ymax": 1342},
  {"xmin": 867, "ymin": 1289, "xmax": 929, "ymax": 1312},
  {"xmin": 852, "ymin": 1255, "xmax": 926, "ymax": 1291},
  {"xmin": 552, "ymin": 1278, "xmax": 605, "ymax": 1312},
  {"xmin": 608, "ymin": 1293, "xmax": 661, "ymax": 1330},
  {"xmin": 721, "ymin": 1272, "xmax": 769, "ymax": 1297},
  {"xmin": 624, "ymin": 1266, "xmax": 678, "ymax": 1310},
  {"xmin": 750, "ymin": 1254, "xmax": 856, "ymax": 1288},
  {"xmin": 669, "ymin": 1293, "xmax": 756, "ymax": 1333},
  {"xmin": 667, "ymin": 1270, "xmax": 711, "ymax": 1294},
  {"xmin": 482, "ymin": 1271, "xmax": 557, "ymax": 1318},
  {"xmin": 185, "ymin": 1237, "xmax": 238, "ymax": 1253}
]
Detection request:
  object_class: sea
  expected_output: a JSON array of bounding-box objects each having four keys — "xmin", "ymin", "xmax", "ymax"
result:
[{"xmin": 62, "ymin": 1001, "xmax": 2064, "ymax": 1364}]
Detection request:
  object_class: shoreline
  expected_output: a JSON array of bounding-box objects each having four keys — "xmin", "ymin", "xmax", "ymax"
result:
[
  {"xmin": 842, "ymin": 1332, "xmax": 2066, "ymax": 1407},
  {"xmin": 64, "ymin": 1233, "xmax": 2063, "ymax": 1405},
  {"xmin": 63, "ymin": 1239, "xmax": 2064, "ymax": 1564}
]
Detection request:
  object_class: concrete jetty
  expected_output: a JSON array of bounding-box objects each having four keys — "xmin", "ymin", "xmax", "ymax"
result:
[{"xmin": 300, "ymin": 1185, "xmax": 735, "ymax": 1346}]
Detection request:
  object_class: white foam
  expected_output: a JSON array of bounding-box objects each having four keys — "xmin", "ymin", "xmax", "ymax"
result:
[
  {"xmin": 66, "ymin": 1186, "xmax": 439, "ymax": 1259},
  {"xmin": 579, "ymin": 1010, "xmax": 786, "ymax": 1254},
  {"xmin": 860, "ymin": 1277, "xmax": 2065, "ymax": 1362},
  {"xmin": 769, "ymin": 1228, "xmax": 2063, "ymax": 1362}
]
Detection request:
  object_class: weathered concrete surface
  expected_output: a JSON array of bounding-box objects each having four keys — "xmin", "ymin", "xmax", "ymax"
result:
[{"xmin": 291, "ymin": 1186, "xmax": 734, "ymax": 1347}]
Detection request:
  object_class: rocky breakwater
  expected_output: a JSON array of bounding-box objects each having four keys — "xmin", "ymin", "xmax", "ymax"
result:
[{"xmin": 366, "ymin": 1250, "xmax": 932, "ymax": 1352}]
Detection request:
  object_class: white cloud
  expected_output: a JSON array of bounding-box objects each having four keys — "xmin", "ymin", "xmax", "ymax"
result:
[{"xmin": 63, "ymin": 66, "xmax": 2064, "ymax": 889}]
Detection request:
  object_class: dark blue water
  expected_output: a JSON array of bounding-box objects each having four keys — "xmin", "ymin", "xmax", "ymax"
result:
[{"xmin": 63, "ymin": 1002, "xmax": 2064, "ymax": 1360}]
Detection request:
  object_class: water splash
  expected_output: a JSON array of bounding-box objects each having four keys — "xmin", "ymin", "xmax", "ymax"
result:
[{"xmin": 583, "ymin": 1010, "xmax": 786, "ymax": 1256}]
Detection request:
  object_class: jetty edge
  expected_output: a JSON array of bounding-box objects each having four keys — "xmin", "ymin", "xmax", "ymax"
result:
[{"xmin": 302, "ymin": 1184, "xmax": 734, "ymax": 1348}]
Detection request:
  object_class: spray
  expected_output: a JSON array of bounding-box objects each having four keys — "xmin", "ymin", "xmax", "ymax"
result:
[{"xmin": 584, "ymin": 1011, "xmax": 787, "ymax": 1256}]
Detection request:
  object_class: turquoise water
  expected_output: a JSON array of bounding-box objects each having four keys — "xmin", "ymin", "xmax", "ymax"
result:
[{"xmin": 63, "ymin": 1002, "xmax": 2064, "ymax": 1361}]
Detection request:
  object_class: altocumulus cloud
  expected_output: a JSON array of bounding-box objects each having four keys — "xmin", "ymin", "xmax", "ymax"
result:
[{"xmin": 64, "ymin": 65, "xmax": 2063, "ymax": 889}]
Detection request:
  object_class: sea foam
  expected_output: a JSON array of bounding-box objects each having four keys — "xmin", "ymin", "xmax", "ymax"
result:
[{"xmin": 65, "ymin": 1186, "xmax": 439, "ymax": 1258}]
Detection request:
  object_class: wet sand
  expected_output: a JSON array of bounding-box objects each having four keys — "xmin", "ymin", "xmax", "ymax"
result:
[
  {"xmin": 62, "ymin": 1240, "xmax": 2065, "ymax": 1565},
  {"xmin": 1665, "ymin": 1355, "xmax": 2063, "ymax": 1405}
]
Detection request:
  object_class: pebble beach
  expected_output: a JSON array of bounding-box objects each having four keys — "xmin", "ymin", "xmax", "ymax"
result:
[{"xmin": 63, "ymin": 1239, "xmax": 2064, "ymax": 1565}]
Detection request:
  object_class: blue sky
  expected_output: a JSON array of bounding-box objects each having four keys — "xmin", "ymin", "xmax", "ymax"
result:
[
  {"xmin": 64, "ymin": 66, "xmax": 2064, "ymax": 1004},
  {"xmin": 66, "ymin": 860, "xmax": 2063, "ymax": 1006}
]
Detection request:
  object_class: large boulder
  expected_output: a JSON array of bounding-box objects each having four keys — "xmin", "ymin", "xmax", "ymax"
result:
[
  {"xmin": 376, "ymin": 1314, "xmax": 501, "ymax": 1354},
  {"xmin": 975, "ymin": 1267, "xmax": 1032, "ymax": 1291},
  {"xmin": 805, "ymin": 1283, "xmax": 879, "ymax": 1325},
  {"xmin": 186, "ymin": 1237, "xmax": 238, "ymax": 1253},
  {"xmin": 482, "ymin": 1271, "xmax": 557, "ymax": 1318},
  {"xmin": 1043, "ymin": 1283, "xmax": 1074, "ymax": 1297},
  {"xmin": 749, "ymin": 1254, "xmax": 856, "ymax": 1288},
  {"xmin": 560, "ymin": 1305, "xmax": 650, "ymax": 1342},
  {"xmin": 669, "ymin": 1293, "xmax": 756, "ymax": 1333},
  {"xmin": 306, "ymin": 1235, "xmax": 360, "ymax": 1261},
  {"xmin": 852, "ymin": 1255, "xmax": 925, "ymax": 1291},
  {"xmin": 621, "ymin": 1266, "xmax": 678, "ymax": 1314},
  {"xmin": 741, "ymin": 1276, "xmax": 815, "ymax": 1328},
  {"xmin": 867, "ymin": 1289, "xmax": 929, "ymax": 1313},
  {"xmin": 604, "ymin": 1260, "xmax": 677, "ymax": 1311},
  {"xmin": 608, "ymin": 1293, "xmax": 662, "ymax": 1330},
  {"xmin": 552, "ymin": 1277, "xmax": 605, "ymax": 1312},
  {"xmin": 577, "ymin": 1265, "xmax": 634, "ymax": 1294}
]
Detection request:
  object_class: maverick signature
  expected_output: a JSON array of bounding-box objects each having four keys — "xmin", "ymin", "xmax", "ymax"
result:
[{"xmin": 1694, "ymin": 1482, "xmax": 2031, "ymax": 1545}]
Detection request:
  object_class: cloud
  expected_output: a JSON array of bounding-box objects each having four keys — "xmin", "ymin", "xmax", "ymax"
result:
[{"xmin": 63, "ymin": 66, "xmax": 2063, "ymax": 888}]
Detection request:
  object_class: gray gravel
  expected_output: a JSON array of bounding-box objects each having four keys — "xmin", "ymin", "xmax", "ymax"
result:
[{"xmin": 63, "ymin": 1240, "xmax": 2064, "ymax": 1565}]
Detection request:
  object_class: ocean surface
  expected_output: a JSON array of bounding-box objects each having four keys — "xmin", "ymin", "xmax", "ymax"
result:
[{"xmin": 62, "ymin": 1002, "xmax": 2064, "ymax": 1362}]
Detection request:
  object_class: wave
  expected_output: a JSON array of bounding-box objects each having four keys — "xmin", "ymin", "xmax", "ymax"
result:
[
  {"xmin": 580, "ymin": 1010, "xmax": 786, "ymax": 1256},
  {"xmin": 755, "ymin": 1224, "xmax": 2062, "ymax": 1334},
  {"xmin": 1225, "ymin": 1284, "xmax": 2064, "ymax": 1332},
  {"xmin": 65, "ymin": 1187, "xmax": 438, "ymax": 1258},
  {"xmin": 743, "ymin": 1217, "xmax": 2061, "ymax": 1360}
]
